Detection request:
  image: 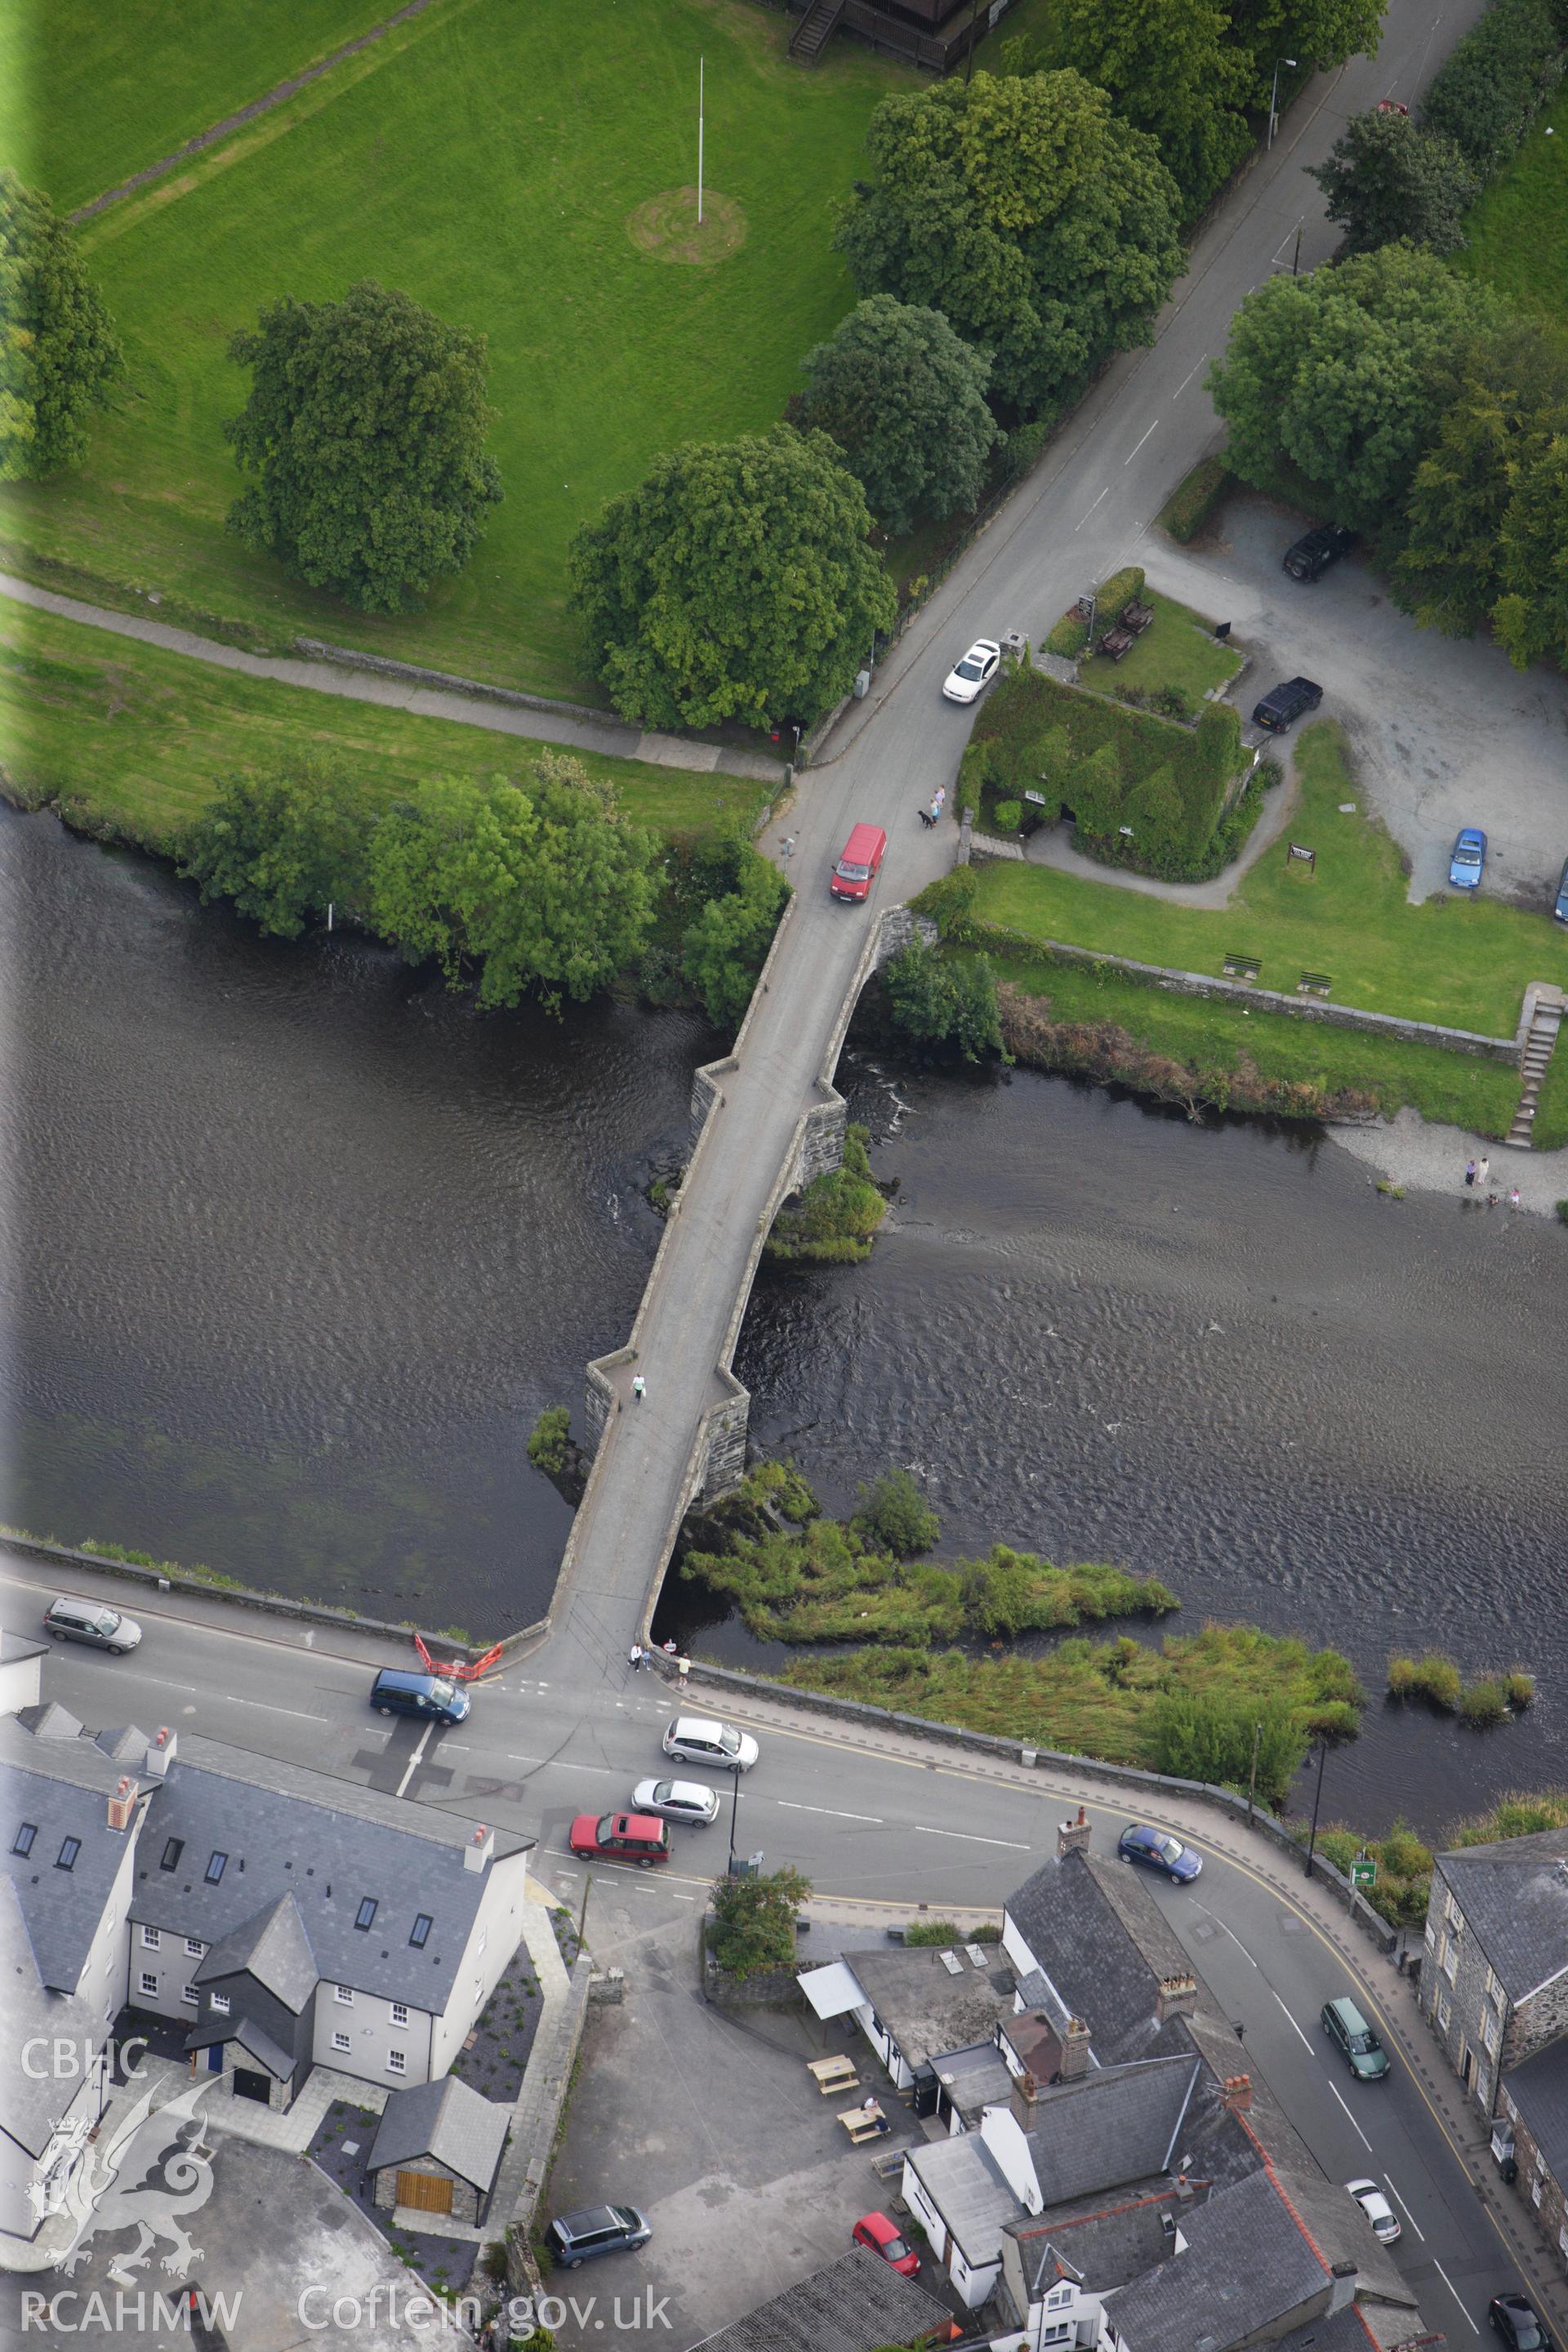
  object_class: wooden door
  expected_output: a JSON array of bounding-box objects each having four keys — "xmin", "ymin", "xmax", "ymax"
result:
[{"xmin": 397, "ymin": 2170, "xmax": 453, "ymax": 2216}]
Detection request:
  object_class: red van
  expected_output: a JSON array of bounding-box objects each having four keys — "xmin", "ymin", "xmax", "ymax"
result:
[{"xmin": 830, "ymin": 822, "xmax": 887, "ymax": 903}]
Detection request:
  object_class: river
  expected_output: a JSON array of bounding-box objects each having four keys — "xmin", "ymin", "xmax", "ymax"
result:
[{"xmin": 4, "ymin": 805, "xmax": 1563, "ymax": 1834}]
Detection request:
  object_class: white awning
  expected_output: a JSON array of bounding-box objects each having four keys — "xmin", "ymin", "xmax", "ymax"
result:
[{"xmin": 798, "ymin": 1959, "xmax": 869, "ymax": 2020}]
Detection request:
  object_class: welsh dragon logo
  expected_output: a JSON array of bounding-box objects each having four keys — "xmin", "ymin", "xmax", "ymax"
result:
[{"xmin": 53, "ymin": 2076, "xmax": 216, "ymax": 2278}]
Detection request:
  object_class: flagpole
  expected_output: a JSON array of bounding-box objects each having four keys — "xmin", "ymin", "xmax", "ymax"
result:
[{"xmin": 697, "ymin": 57, "xmax": 705, "ymax": 225}]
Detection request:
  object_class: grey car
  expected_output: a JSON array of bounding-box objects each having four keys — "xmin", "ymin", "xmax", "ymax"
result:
[
  {"xmin": 1552, "ymin": 855, "xmax": 1568, "ymax": 925},
  {"xmin": 631, "ymin": 1777, "xmax": 721, "ymax": 1825},
  {"xmin": 44, "ymin": 1596, "xmax": 143, "ymax": 1655},
  {"xmin": 545, "ymin": 2205, "xmax": 651, "ymax": 2269}
]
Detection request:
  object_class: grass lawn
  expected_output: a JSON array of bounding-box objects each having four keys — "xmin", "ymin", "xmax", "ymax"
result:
[
  {"xmin": 1451, "ymin": 78, "xmax": 1568, "ymax": 329},
  {"xmin": 0, "ymin": 600, "xmax": 770, "ymax": 848},
  {"xmin": 973, "ymin": 722, "xmax": 1568, "ymax": 1036},
  {"xmin": 0, "ymin": 0, "xmax": 911, "ymax": 700},
  {"xmin": 1079, "ymin": 588, "xmax": 1241, "ymax": 706}
]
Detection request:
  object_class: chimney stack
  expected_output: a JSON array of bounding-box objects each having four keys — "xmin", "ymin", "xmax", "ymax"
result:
[
  {"xmin": 1057, "ymin": 1806, "xmax": 1092, "ymax": 1862},
  {"xmin": 1156, "ymin": 1972, "xmax": 1199, "ymax": 2024},
  {"xmin": 1058, "ymin": 2017, "xmax": 1092, "ymax": 2082},
  {"xmin": 463, "ymin": 1824, "xmax": 495, "ymax": 1873},
  {"xmin": 107, "ymin": 1776, "xmax": 136, "ymax": 1833},
  {"xmin": 144, "ymin": 1726, "xmax": 177, "ymax": 1781},
  {"xmin": 1220, "ymin": 2073, "xmax": 1253, "ymax": 2115},
  {"xmin": 1010, "ymin": 2069, "xmax": 1045, "ymax": 2132}
]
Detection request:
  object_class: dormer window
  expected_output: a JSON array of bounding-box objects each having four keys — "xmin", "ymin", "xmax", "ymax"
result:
[
  {"xmin": 11, "ymin": 1823, "xmax": 36, "ymax": 1857},
  {"xmin": 1046, "ymin": 2287, "xmax": 1074, "ymax": 2310},
  {"xmin": 160, "ymin": 1838, "xmax": 184, "ymax": 1871},
  {"xmin": 56, "ymin": 1837, "xmax": 81, "ymax": 1871},
  {"xmin": 354, "ymin": 1898, "xmax": 377, "ymax": 1932},
  {"xmin": 410, "ymin": 1914, "xmax": 432, "ymax": 1949},
  {"xmin": 205, "ymin": 1851, "xmax": 227, "ymax": 1884},
  {"xmin": 210, "ymin": 1993, "xmax": 230, "ymax": 2015}
]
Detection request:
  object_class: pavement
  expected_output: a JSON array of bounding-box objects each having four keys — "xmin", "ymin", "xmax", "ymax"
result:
[{"xmin": 1329, "ymin": 1103, "xmax": 1568, "ymax": 1216}]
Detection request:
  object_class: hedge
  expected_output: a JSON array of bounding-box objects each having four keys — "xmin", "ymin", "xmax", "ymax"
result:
[
  {"xmin": 1157, "ymin": 454, "xmax": 1232, "ymax": 544},
  {"xmin": 1421, "ymin": 0, "xmax": 1567, "ymax": 172}
]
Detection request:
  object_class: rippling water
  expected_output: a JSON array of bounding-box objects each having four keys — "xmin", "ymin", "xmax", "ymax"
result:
[{"xmin": 6, "ymin": 806, "xmax": 1563, "ymax": 1833}]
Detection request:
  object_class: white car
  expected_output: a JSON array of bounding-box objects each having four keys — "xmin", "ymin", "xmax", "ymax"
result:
[
  {"xmin": 631, "ymin": 1778, "xmax": 722, "ymax": 1825},
  {"xmin": 942, "ymin": 638, "xmax": 1001, "ymax": 704},
  {"xmin": 1346, "ymin": 2180, "xmax": 1401, "ymax": 2243},
  {"xmin": 662, "ymin": 1716, "xmax": 759, "ymax": 1772}
]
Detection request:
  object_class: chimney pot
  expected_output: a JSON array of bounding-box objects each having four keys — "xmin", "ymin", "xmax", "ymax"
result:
[
  {"xmin": 1156, "ymin": 1972, "xmax": 1200, "ymax": 2024},
  {"xmin": 1057, "ymin": 1809, "xmax": 1094, "ymax": 1861},
  {"xmin": 464, "ymin": 1824, "xmax": 495, "ymax": 1873},
  {"xmin": 145, "ymin": 1727, "xmax": 177, "ymax": 1780},
  {"xmin": 107, "ymin": 1776, "xmax": 136, "ymax": 1833},
  {"xmin": 1058, "ymin": 2017, "xmax": 1091, "ymax": 2082},
  {"xmin": 1220, "ymin": 2072, "xmax": 1253, "ymax": 2114}
]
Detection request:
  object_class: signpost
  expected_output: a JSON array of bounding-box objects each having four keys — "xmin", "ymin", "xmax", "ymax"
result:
[
  {"xmin": 1287, "ymin": 843, "xmax": 1316, "ymax": 872},
  {"xmin": 1352, "ymin": 1858, "xmax": 1377, "ymax": 1889}
]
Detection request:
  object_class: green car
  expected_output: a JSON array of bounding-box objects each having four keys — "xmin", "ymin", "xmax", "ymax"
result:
[{"xmin": 1321, "ymin": 1995, "xmax": 1390, "ymax": 2081}]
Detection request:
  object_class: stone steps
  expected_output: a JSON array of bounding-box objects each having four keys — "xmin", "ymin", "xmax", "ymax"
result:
[{"xmin": 1506, "ymin": 1000, "xmax": 1561, "ymax": 1149}]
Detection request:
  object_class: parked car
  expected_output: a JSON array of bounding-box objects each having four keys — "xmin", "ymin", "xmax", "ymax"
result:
[
  {"xmin": 1448, "ymin": 826, "xmax": 1487, "ymax": 890},
  {"xmin": 1489, "ymin": 2295, "xmax": 1548, "ymax": 2352},
  {"xmin": 662, "ymin": 1715, "xmax": 759, "ymax": 1771},
  {"xmin": 544, "ymin": 2205, "xmax": 652, "ymax": 2269},
  {"xmin": 370, "ymin": 1667, "xmax": 470, "ymax": 1726},
  {"xmin": 1252, "ymin": 676, "xmax": 1324, "ymax": 732},
  {"xmin": 1321, "ymin": 1995, "xmax": 1389, "ymax": 2081},
  {"xmin": 942, "ymin": 638, "xmax": 1001, "ymax": 704},
  {"xmin": 1116, "ymin": 1824, "xmax": 1202, "ymax": 1882},
  {"xmin": 853, "ymin": 2212, "xmax": 920, "ymax": 2277},
  {"xmin": 1282, "ymin": 524, "xmax": 1354, "ymax": 581},
  {"xmin": 568, "ymin": 1811, "xmax": 671, "ymax": 1867},
  {"xmin": 43, "ymin": 1596, "xmax": 143, "ymax": 1655},
  {"xmin": 830, "ymin": 822, "xmax": 888, "ymax": 904},
  {"xmin": 1346, "ymin": 2179, "xmax": 1401, "ymax": 2243},
  {"xmin": 630, "ymin": 1777, "xmax": 721, "ymax": 1825},
  {"xmin": 1552, "ymin": 854, "xmax": 1568, "ymax": 924}
]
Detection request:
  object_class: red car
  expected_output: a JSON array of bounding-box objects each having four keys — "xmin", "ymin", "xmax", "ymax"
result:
[
  {"xmin": 568, "ymin": 1811, "xmax": 671, "ymax": 1867},
  {"xmin": 830, "ymin": 822, "xmax": 887, "ymax": 903},
  {"xmin": 853, "ymin": 2212, "xmax": 919, "ymax": 2277}
]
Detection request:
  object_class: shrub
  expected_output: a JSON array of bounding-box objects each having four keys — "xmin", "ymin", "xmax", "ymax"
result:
[
  {"xmin": 1157, "ymin": 454, "xmax": 1232, "ymax": 542},
  {"xmin": 1148, "ymin": 1695, "xmax": 1309, "ymax": 1807},
  {"xmin": 1391, "ymin": 1651, "xmax": 1463, "ymax": 1709},
  {"xmin": 958, "ymin": 739, "xmax": 997, "ymax": 806},
  {"xmin": 526, "ymin": 1408, "xmax": 573, "ymax": 1478},
  {"xmin": 707, "ymin": 1866, "xmax": 812, "ymax": 1977},
  {"xmin": 1095, "ymin": 564, "xmax": 1147, "ymax": 621},
  {"xmin": 1421, "ymin": 0, "xmax": 1566, "ymax": 172},
  {"xmin": 1379, "ymin": 1819, "xmax": 1434, "ymax": 1879},
  {"xmin": 992, "ymin": 799, "xmax": 1022, "ymax": 833},
  {"xmin": 885, "ymin": 941, "xmax": 1004, "ymax": 1062},
  {"xmin": 681, "ymin": 844, "xmax": 790, "ymax": 1030},
  {"xmin": 1448, "ymin": 1790, "xmax": 1568, "ymax": 1844},
  {"xmin": 1504, "ymin": 1670, "xmax": 1535, "ymax": 1708},
  {"xmin": 1387, "ymin": 1655, "xmax": 1419, "ymax": 1697},
  {"xmin": 1557, "ymin": 1200, "xmax": 1568, "ymax": 1224},
  {"xmin": 913, "ymin": 865, "xmax": 979, "ymax": 938},
  {"xmin": 853, "ymin": 1470, "xmax": 941, "ymax": 1559},
  {"xmin": 1460, "ymin": 1677, "xmax": 1508, "ymax": 1726},
  {"xmin": 904, "ymin": 1919, "xmax": 963, "ymax": 1946},
  {"xmin": 1046, "ymin": 611, "xmax": 1090, "ymax": 660}
]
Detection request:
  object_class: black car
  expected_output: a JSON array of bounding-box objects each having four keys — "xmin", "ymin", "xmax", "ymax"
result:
[
  {"xmin": 1489, "ymin": 2295, "xmax": 1548, "ymax": 2352},
  {"xmin": 1252, "ymin": 676, "xmax": 1323, "ymax": 733},
  {"xmin": 1283, "ymin": 524, "xmax": 1354, "ymax": 581},
  {"xmin": 546, "ymin": 2204, "xmax": 652, "ymax": 2269}
]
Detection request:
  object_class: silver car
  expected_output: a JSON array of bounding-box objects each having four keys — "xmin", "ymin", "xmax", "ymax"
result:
[
  {"xmin": 44, "ymin": 1595, "xmax": 143, "ymax": 1655},
  {"xmin": 631, "ymin": 1777, "xmax": 721, "ymax": 1825},
  {"xmin": 662, "ymin": 1715, "xmax": 759, "ymax": 1771}
]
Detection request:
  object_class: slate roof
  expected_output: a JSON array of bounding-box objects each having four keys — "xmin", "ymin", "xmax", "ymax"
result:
[
  {"xmin": 1102, "ymin": 2166, "xmax": 1330, "ymax": 2351},
  {"xmin": 931, "ymin": 2037, "xmax": 1014, "ymax": 2124},
  {"xmin": 1437, "ymin": 1828, "xmax": 1568, "ymax": 2001},
  {"xmin": 1025, "ymin": 2057, "xmax": 1200, "ymax": 2205},
  {"xmin": 1504, "ymin": 2035, "xmax": 1568, "ymax": 2185},
  {"xmin": 185, "ymin": 2009, "xmax": 296, "ymax": 2080},
  {"xmin": 684, "ymin": 2245, "xmax": 951, "ymax": 2352},
  {"xmin": 0, "ymin": 1631, "xmax": 49, "ymax": 1664},
  {"xmin": 841, "ymin": 1942, "xmax": 1015, "ymax": 2069},
  {"xmin": 1004, "ymin": 1850, "xmax": 1198, "ymax": 2068},
  {"xmin": 0, "ymin": 1874, "xmax": 104, "ymax": 2157},
  {"xmin": 1275, "ymin": 2310, "xmax": 1379, "ymax": 2352},
  {"xmin": 369, "ymin": 2076, "xmax": 509, "ymax": 2192},
  {"xmin": 1006, "ymin": 2190, "xmax": 1179, "ymax": 2298},
  {"xmin": 194, "ymin": 1890, "xmax": 317, "ymax": 2011},
  {"xmin": 906, "ymin": 2130, "xmax": 1022, "ymax": 2264},
  {"xmin": 0, "ymin": 1712, "xmax": 147, "ymax": 1993}
]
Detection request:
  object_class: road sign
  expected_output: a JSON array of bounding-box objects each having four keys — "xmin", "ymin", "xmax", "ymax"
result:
[{"xmin": 1351, "ymin": 1859, "xmax": 1377, "ymax": 1888}]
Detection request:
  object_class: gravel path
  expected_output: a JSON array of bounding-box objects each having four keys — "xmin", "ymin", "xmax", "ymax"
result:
[{"xmin": 1330, "ymin": 1105, "xmax": 1568, "ymax": 1216}]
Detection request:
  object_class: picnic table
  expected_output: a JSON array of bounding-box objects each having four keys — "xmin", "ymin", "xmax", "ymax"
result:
[
  {"xmin": 838, "ymin": 2100, "xmax": 890, "ymax": 2145},
  {"xmin": 807, "ymin": 2055, "xmax": 860, "ymax": 2096}
]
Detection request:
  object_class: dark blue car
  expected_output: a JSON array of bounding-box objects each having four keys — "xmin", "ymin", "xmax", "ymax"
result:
[
  {"xmin": 1448, "ymin": 827, "xmax": 1486, "ymax": 890},
  {"xmin": 1118, "ymin": 1824, "xmax": 1203, "ymax": 1882},
  {"xmin": 1552, "ymin": 855, "xmax": 1568, "ymax": 925}
]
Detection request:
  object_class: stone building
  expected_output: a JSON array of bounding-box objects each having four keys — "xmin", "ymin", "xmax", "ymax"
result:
[{"xmin": 368, "ymin": 2074, "xmax": 509, "ymax": 2225}]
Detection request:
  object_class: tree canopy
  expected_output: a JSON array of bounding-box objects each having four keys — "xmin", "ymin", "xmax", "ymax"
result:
[
  {"xmin": 1207, "ymin": 242, "xmax": 1504, "ymax": 526},
  {"xmin": 1046, "ymin": 0, "xmax": 1253, "ymax": 215},
  {"xmin": 0, "ymin": 172, "xmax": 122, "ymax": 479},
  {"xmin": 225, "ymin": 279, "xmax": 502, "ymax": 613},
  {"xmin": 1419, "ymin": 0, "xmax": 1566, "ymax": 174},
  {"xmin": 177, "ymin": 764, "xmax": 361, "ymax": 937},
  {"xmin": 884, "ymin": 940, "xmax": 1004, "ymax": 1062},
  {"xmin": 1224, "ymin": 0, "xmax": 1388, "ymax": 104},
  {"xmin": 795, "ymin": 295, "xmax": 998, "ymax": 536},
  {"xmin": 835, "ymin": 71, "xmax": 1183, "ymax": 419},
  {"xmin": 1308, "ymin": 108, "xmax": 1478, "ymax": 255},
  {"xmin": 569, "ymin": 424, "xmax": 895, "ymax": 730},
  {"xmin": 681, "ymin": 842, "xmax": 790, "ymax": 1031}
]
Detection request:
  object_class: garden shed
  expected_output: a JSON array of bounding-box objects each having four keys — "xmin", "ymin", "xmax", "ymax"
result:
[{"xmin": 368, "ymin": 2075, "xmax": 509, "ymax": 2225}]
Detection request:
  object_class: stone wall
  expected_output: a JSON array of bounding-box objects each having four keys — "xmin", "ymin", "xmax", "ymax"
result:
[
  {"xmin": 1500, "ymin": 2082, "xmax": 1568, "ymax": 2251},
  {"xmin": 1421, "ymin": 1866, "xmax": 1503, "ymax": 2110},
  {"xmin": 373, "ymin": 2156, "xmax": 483, "ymax": 2226}
]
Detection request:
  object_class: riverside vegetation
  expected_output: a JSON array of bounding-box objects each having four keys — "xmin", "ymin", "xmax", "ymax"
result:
[{"xmin": 1303, "ymin": 1790, "xmax": 1568, "ymax": 1927}]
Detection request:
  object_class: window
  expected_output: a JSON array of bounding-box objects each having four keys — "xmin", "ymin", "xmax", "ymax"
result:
[
  {"xmin": 185, "ymin": 1938, "xmax": 203, "ymax": 1958},
  {"xmin": 140, "ymin": 1971, "xmax": 158, "ymax": 1996},
  {"xmin": 204, "ymin": 1851, "xmax": 227, "ymax": 1885},
  {"xmin": 354, "ymin": 1898, "xmax": 377, "ymax": 1932},
  {"xmin": 1438, "ymin": 1994, "xmax": 1452, "ymax": 2031},
  {"xmin": 56, "ymin": 1837, "xmax": 81, "ymax": 1871},
  {"xmin": 1043, "ymin": 2328, "xmax": 1072, "ymax": 2346},
  {"xmin": 1441, "ymin": 1936, "xmax": 1458, "ymax": 1982},
  {"xmin": 140, "ymin": 1926, "xmax": 160, "ymax": 1949},
  {"xmin": 160, "ymin": 1838, "xmax": 184, "ymax": 1872},
  {"xmin": 332, "ymin": 2031, "xmax": 351, "ymax": 2054},
  {"xmin": 390, "ymin": 2002, "xmax": 408, "ymax": 2026},
  {"xmin": 410, "ymin": 1914, "xmax": 432, "ymax": 1949},
  {"xmin": 1046, "ymin": 2287, "xmax": 1074, "ymax": 2310},
  {"xmin": 387, "ymin": 2049, "xmax": 406, "ymax": 2074},
  {"xmin": 1482, "ymin": 2011, "xmax": 1500, "ymax": 2058},
  {"xmin": 475, "ymin": 1930, "xmax": 487, "ymax": 1955},
  {"xmin": 210, "ymin": 1993, "xmax": 230, "ymax": 2016},
  {"xmin": 11, "ymin": 1823, "xmax": 36, "ymax": 1857},
  {"xmin": 1423, "ymin": 1920, "xmax": 1436, "ymax": 1950},
  {"xmin": 182, "ymin": 1985, "xmax": 198, "ymax": 2006},
  {"xmin": 334, "ymin": 1985, "xmax": 354, "ymax": 2007}
]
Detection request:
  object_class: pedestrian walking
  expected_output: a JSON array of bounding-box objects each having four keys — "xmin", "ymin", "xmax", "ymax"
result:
[
  {"xmin": 1508, "ymin": 1187, "xmax": 1521, "ymax": 1209},
  {"xmin": 1464, "ymin": 1158, "xmax": 1477, "ymax": 1187},
  {"xmin": 933, "ymin": 786, "xmax": 947, "ymax": 815},
  {"xmin": 632, "ymin": 1374, "xmax": 645, "ymax": 1401},
  {"xmin": 927, "ymin": 795, "xmax": 942, "ymax": 826},
  {"xmin": 628, "ymin": 1642, "xmax": 645, "ymax": 1672},
  {"xmin": 781, "ymin": 835, "xmax": 796, "ymax": 862},
  {"xmin": 1477, "ymin": 1156, "xmax": 1490, "ymax": 1189}
]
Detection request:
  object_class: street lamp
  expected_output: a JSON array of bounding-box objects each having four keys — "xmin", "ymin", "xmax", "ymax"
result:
[
  {"xmin": 1303, "ymin": 1735, "xmax": 1330, "ymax": 1879},
  {"xmin": 1268, "ymin": 58, "xmax": 1298, "ymax": 149}
]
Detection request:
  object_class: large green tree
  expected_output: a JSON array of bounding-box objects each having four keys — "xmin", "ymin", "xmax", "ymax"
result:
[
  {"xmin": 225, "ymin": 279, "xmax": 501, "ymax": 613},
  {"xmin": 1207, "ymin": 242, "xmax": 1504, "ymax": 526},
  {"xmin": 835, "ymin": 71, "xmax": 1183, "ymax": 419},
  {"xmin": 1308, "ymin": 108, "xmax": 1478, "ymax": 254},
  {"xmin": 0, "ymin": 172, "xmax": 122, "ymax": 479},
  {"xmin": 681, "ymin": 844, "xmax": 790, "ymax": 1031},
  {"xmin": 884, "ymin": 940, "xmax": 1004, "ymax": 1062},
  {"xmin": 1224, "ymin": 0, "xmax": 1387, "ymax": 105},
  {"xmin": 177, "ymin": 764, "xmax": 363, "ymax": 937},
  {"xmin": 1046, "ymin": 0, "xmax": 1253, "ymax": 215},
  {"xmin": 1492, "ymin": 427, "xmax": 1568, "ymax": 671},
  {"xmin": 795, "ymin": 295, "xmax": 998, "ymax": 536},
  {"xmin": 569, "ymin": 425, "xmax": 894, "ymax": 730},
  {"xmin": 365, "ymin": 755, "xmax": 656, "ymax": 1009},
  {"xmin": 1420, "ymin": 0, "xmax": 1564, "ymax": 173}
]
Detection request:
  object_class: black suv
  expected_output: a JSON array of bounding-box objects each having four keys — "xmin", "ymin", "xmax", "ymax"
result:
[
  {"xmin": 1252, "ymin": 676, "xmax": 1324, "ymax": 733},
  {"xmin": 1283, "ymin": 524, "xmax": 1354, "ymax": 581},
  {"xmin": 1489, "ymin": 2296, "xmax": 1548, "ymax": 2352}
]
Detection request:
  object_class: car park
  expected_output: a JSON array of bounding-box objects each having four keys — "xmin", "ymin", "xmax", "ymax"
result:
[
  {"xmin": 1252, "ymin": 676, "xmax": 1323, "ymax": 732},
  {"xmin": 1489, "ymin": 2295, "xmax": 1548, "ymax": 2351},
  {"xmin": 942, "ymin": 638, "xmax": 1001, "ymax": 704},
  {"xmin": 662, "ymin": 1715, "xmax": 759, "ymax": 1771},
  {"xmin": 853, "ymin": 2212, "xmax": 920, "ymax": 2276},
  {"xmin": 630, "ymin": 1777, "xmax": 721, "ymax": 1825},
  {"xmin": 1346, "ymin": 2180, "xmax": 1401, "ymax": 2243},
  {"xmin": 1116, "ymin": 1824, "xmax": 1202, "ymax": 1882},
  {"xmin": 43, "ymin": 1597, "xmax": 143, "ymax": 1655},
  {"xmin": 1448, "ymin": 826, "xmax": 1487, "ymax": 890},
  {"xmin": 1321, "ymin": 1995, "xmax": 1389, "ymax": 2080},
  {"xmin": 1282, "ymin": 524, "xmax": 1355, "ymax": 581},
  {"xmin": 544, "ymin": 2205, "xmax": 652, "ymax": 2269},
  {"xmin": 830, "ymin": 822, "xmax": 888, "ymax": 904},
  {"xmin": 370, "ymin": 1667, "xmax": 470, "ymax": 1726},
  {"xmin": 1553, "ymin": 855, "xmax": 1568, "ymax": 924},
  {"xmin": 568, "ymin": 1811, "xmax": 671, "ymax": 1866}
]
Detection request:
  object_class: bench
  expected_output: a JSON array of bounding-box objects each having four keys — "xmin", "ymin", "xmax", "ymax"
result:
[{"xmin": 807, "ymin": 2056, "xmax": 860, "ymax": 2096}]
